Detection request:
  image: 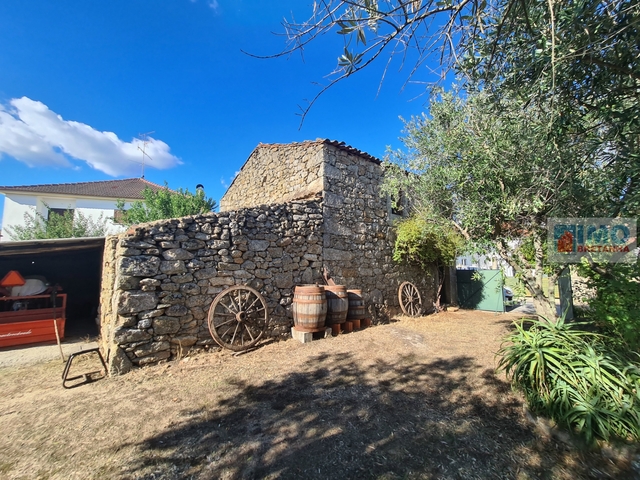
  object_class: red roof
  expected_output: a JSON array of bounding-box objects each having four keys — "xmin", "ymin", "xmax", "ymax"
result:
[{"xmin": 0, "ymin": 178, "xmax": 166, "ymax": 200}]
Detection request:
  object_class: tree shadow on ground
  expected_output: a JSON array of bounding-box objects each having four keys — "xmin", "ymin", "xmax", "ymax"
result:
[{"xmin": 120, "ymin": 352, "xmax": 634, "ymax": 479}]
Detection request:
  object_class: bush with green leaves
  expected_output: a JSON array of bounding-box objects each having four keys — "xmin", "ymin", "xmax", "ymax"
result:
[
  {"xmin": 577, "ymin": 260, "xmax": 640, "ymax": 352},
  {"xmin": 393, "ymin": 214, "xmax": 464, "ymax": 309},
  {"xmin": 115, "ymin": 184, "xmax": 217, "ymax": 226},
  {"xmin": 6, "ymin": 207, "xmax": 109, "ymax": 240},
  {"xmin": 393, "ymin": 215, "xmax": 464, "ymax": 270},
  {"xmin": 498, "ymin": 316, "xmax": 640, "ymax": 445}
]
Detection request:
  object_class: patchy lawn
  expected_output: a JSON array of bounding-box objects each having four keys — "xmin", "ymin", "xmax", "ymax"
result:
[{"xmin": 0, "ymin": 310, "xmax": 637, "ymax": 479}]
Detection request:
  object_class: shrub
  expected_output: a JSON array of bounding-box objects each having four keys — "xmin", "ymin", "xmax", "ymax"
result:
[
  {"xmin": 578, "ymin": 260, "xmax": 640, "ymax": 352},
  {"xmin": 6, "ymin": 206, "xmax": 109, "ymax": 240},
  {"xmin": 115, "ymin": 184, "xmax": 217, "ymax": 226},
  {"xmin": 498, "ymin": 316, "xmax": 640, "ymax": 444}
]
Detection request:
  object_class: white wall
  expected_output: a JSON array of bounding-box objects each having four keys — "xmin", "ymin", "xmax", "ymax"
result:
[
  {"xmin": 1, "ymin": 195, "xmax": 38, "ymax": 241},
  {"xmin": 1, "ymin": 193, "xmax": 133, "ymax": 241},
  {"xmin": 456, "ymin": 252, "xmax": 515, "ymax": 277}
]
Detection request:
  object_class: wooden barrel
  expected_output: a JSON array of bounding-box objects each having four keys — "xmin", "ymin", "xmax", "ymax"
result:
[
  {"xmin": 325, "ymin": 285, "xmax": 348, "ymax": 325},
  {"xmin": 292, "ymin": 285, "xmax": 327, "ymax": 332},
  {"xmin": 347, "ymin": 289, "xmax": 366, "ymax": 320}
]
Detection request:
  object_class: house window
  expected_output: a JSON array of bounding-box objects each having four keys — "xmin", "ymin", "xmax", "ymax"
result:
[{"xmin": 48, "ymin": 208, "xmax": 74, "ymax": 219}]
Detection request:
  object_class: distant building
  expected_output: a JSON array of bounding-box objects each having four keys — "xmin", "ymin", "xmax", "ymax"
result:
[
  {"xmin": 0, "ymin": 178, "xmax": 165, "ymax": 241},
  {"xmin": 456, "ymin": 251, "xmax": 515, "ymax": 277}
]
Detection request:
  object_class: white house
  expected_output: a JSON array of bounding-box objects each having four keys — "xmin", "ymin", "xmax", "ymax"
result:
[
  {"xmin": 0, "ymin": 178, "xmax": 165, "ymax": 241},
  {"xmin": 456, "ymin": 251, "xmax": 515, "ymax": 277}
]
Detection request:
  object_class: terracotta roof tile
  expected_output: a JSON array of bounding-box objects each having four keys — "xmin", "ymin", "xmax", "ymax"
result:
[{"xmin": 0, "ymin": 178, "xmax": 166, "ymax": 200}]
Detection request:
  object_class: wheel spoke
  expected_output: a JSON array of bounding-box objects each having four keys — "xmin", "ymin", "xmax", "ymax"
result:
[
  {"xmin": 245, "ymin": 295, "xmax": 261, "ymax": 312},
  {"xmin": 236, "ymin": 289, "xmax": 245, "ymax": 310},
  {"xmin": 229, "ymin": 322, "xmax": 240, "ymax": 345},
  {"xmin": 219, "ymin": 324, "xmax": 234, "ymax": 339},
  {"xmin": 227, "ymin": 294, "xmax": 240, "ymax": 313},
  {"xmin": 246, "ymin": 306, "xmax": 265, "ymax": 316},
  {"xmin": 215, "ymin": 318, "xmax": 236, "ymax": 328},
  {"xmin": 219, "ymin": 300, "xmax": 237, "ymax": 315},
  {"xmin": 241, "ymin": 323, "xmax": 253, "ymax": 342}
]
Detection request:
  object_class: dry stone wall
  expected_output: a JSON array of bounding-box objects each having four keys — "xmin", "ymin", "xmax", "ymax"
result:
[
  {"xmin": 220, "ymin": 142, "xmax": 325, "ymax": 211},
  {"xmin": 320, "ymin": 143, "xmax": 436, "ymax": 318},
  {"xmin": 100, "ymin": 200, "xmax": 324, "ymax": 374}
]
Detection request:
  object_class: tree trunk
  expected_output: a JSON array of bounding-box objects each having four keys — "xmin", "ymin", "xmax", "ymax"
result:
[{"xmin": 496, "ymin": 237, "xmax": 559, "ymax": 319}]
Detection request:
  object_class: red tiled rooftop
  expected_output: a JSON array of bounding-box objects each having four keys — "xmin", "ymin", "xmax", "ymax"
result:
[{"xmin": 0, "ymin": 178, "xmax": 166, "ymax": 200}]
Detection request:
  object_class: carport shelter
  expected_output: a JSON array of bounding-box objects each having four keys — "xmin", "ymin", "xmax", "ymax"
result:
[{"xmin": 0, "ymin": 237, "xmax": 105, "ymax": 339}]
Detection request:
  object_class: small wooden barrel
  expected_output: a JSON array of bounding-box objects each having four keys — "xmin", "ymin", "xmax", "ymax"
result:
[
  {"xmin": 325, "ymin": 285, "xmax": 348, "ymax": 325},
  {"xmin": 292, "ymin": 285, "xmax": 327, "ymax": 332},
  {"xmin": 347, "ymin": 289, "xmax": 366, "ymax": 320}
]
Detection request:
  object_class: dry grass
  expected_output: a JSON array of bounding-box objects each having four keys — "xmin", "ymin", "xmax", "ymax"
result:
[{"xmin": 0, "ymin": 310, "xmax": 637, "ymax": 479}]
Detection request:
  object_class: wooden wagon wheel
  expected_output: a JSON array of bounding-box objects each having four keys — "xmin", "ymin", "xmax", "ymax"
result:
[
  {"xmin": 207, "ymin": 285, "xmax": 269, "ymax": 351},
  {"xmin": 398, "ymin": 281, "xmax": 422, "ymax": 317}
]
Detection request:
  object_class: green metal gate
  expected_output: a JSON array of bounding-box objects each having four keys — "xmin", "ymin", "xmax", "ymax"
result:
[{"xmin": 456, "ymin": 269, "xmax": 505, "ymax": 312}]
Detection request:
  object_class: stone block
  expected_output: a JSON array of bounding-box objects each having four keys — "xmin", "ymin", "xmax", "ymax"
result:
[
  {"xmin": 194, "ymin": 267, "xmax": 217, "ymax": 280},
  {"xmin": 153, "ymin": 317, "xmax": 181, "ymax": 335},
  {"xmin": 165, "ymin": 305, "xmax": 189, "ymax": 317},
  {"xmin": 114, "ymin": 328, "xmax": 151, "ymax": 344},
  {"xmin": 170, "ymin": 335, "xmax": 198, "ymax": 347},
  {"xmin": 180, "ymin": 283, "xmax": 200, "ymax": 295},
  {"xmin": 108, "ymin": 346, "xmax": 133, "ymax": 375},
  {"xmin": 274, "ymin": 272, "xmax": 293, "ymax": 289},
  {"xmin": 134, "ymin": 351, "xmax": 171, "ymax": 366},
  {"xmin": 118, "ymin": 256, "xmax": 161, "ymax": 277},
  {"xmin": 171, "ymin": 273, "xmax": 194, "ymax": 284},
  {"xmin": 209, "ymin": 277, "xmax": 235, "ymax": 287},
  {"xmin": 133, "ymin": 341, "xmax": 170, "ymax": 357},
  {"xmin": 160, "ymin": 260, "xmax": 187, "ymax": 275},
  {"xmin": 248, "ymin": 239, "xmax": 269, "ymax": 251},
  {"xmin": 117, "ymin": 291, "xmax": 158, "ymax": 314},
  {"xmin": 185, "ymin": 294, "xmax": 212, "ymax": 308},
  {"xmin": 324, "ymin": 248, "xmax": 353, "ymax": 262},
  {"xmin": 182, "ymin": 239, "xmax": 206, "ymax": 250},
  {"xmin": 162, "ymin": 248, "xmax": 194, "ymax": 261}
]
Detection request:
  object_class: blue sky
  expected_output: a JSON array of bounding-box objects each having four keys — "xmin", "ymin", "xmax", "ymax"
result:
[{"xmin": 0, "ymin": 1, "xmax": 443, "ymax": 219}]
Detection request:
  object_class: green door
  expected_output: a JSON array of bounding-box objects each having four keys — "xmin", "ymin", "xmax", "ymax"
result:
[{"xmin": 456, "ymin": 269, "xmax": 505, "ymax": 312}]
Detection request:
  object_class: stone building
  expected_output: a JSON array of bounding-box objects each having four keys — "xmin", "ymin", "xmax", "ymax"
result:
[{"xmin": 100, "ymin": 140, "xmax": 435, "ymax": 373}]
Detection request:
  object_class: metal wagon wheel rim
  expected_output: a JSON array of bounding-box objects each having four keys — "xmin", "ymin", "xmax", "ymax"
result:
[
  {"xmin": 208, "ymin": 285, "xmax": 269, "ymax": 351},
  {"xmin": 398, "ymin": 281, "xmax": 422, "ymax": 317}
]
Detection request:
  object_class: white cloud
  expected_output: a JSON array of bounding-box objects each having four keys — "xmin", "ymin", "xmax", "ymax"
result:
[
  {"xmin": 208, "ymin": 0, "xmax": 220, "ymax": 12},
  {"xmin": 0, "ymin": 97, "xmax": 182, "ymax": 177}
]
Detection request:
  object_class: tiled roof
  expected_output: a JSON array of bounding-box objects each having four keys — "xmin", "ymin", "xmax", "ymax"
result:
[
  {"xmin": 0, "ymin": 178, "xmax": 166, "ymax": 200},
  {"xmin": 255, "ymin": 139, "xmax": 381, "ymax": 164}
]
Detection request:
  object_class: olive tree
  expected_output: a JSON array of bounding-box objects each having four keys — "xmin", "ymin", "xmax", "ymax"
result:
[
  {"xmin": 115, "ymin": 184, "xmax": 217, "ymax": 226},
  {"xmin": 382, "ymin": 90, "xmax": 600, "ymax": 318}
]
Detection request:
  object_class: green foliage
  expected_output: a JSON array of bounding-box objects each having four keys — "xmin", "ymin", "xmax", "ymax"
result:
[
  {"xmin": 393, "ymin": 215, "xmax": 464, "ymax": 269},
  {"xmin": 383, "ymin": 89, "xmax": 578, "ymax": 317},
  {"xmin": 116, "ymin": 184, "xmax": 217, "ymax": 226},
  {"xmin": 578, "ymin": 260, "xmax": 640, "ymax": 352},
  {"xmin": 498, "ymin": 316, "xmax": 640, "ymax": 444},
  {"xmin": 6, "ymin": 207, "xmax": 108, "ymax": 240},
  {"xmin": 464, "ymin": 0, "xmax": 640, "ymax": 216}
]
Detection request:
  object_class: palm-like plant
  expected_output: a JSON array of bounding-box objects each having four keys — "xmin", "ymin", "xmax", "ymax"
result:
[{"xmin": 498, "ymin": 316, "xmax": 640, "ymax": 444}]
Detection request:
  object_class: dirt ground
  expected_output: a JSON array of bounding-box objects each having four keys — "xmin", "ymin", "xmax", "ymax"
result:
[{"xmin": 0, "ymin": 309, "xmax": 638, "ymax": 480}]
